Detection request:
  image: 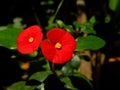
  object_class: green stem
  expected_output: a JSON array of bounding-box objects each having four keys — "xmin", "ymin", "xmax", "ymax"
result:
[
  {"xmin": 50, "ymin": 0, "xmax": 64, "ymax": 23},
  {"xmin": 49, "ymin": 62, "xmax": 55, "ymax": 73},
  {"xmin": 32, "ymin": 6, "xmax": 41, "ymax": 27}
]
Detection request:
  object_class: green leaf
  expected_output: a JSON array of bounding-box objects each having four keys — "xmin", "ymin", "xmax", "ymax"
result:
[
  {"xmin": 36, "ymin": 83, "xmax": 45, "ymax": 90},
  {"xmin": 60, "ymin": 77, "xmax": 78, "ymax": 90},
  {"xmin": 13, "ymin": 17, "xmax": 26, "ymax": 29},
  {"xmin": 28, "ymin": 51, "xmax": 38, "ymax": 57},
  {"xmin": 80, "ymin": 16, "xmax": 96, "ymax": 34},
  {"xmin": 61, "ymin": 55, "xmax": 80, "ymax": 75},
  {"xmin": 89, "ymin": 16, "xmax": 96, "ymax": 25},
  {"xmin": 29, "ymin": 71, "xmax": 53, "ymax": 82},
  {"xmin": 81, "ymin": 23, "xmax": 96, "ymax": 34},
  {"xmin": 105, "ymin": 14, "xmax": 111, "ymax": 23},
  {"xmin": 8, "ymin": 81, "xmax": 36, "ymax": 90},
  {"xmin": 0, "ymin": 27, "xmax": 22, "ymax": 49},
  {"xmin": 8, "ymin": 81, "xmax": 25, "ymax": 90},
  {"xmin": 61, "ymin": 62, "xmax": 73, "ymax": 76},
  {"xmin": 71, "ymin": 73, "xmax": 93, "ymax": 89},
  {"xmin": 56, "ymin": 19, "xmax": 64, "ymax": 27},
  {"xmin": 71, "ymin": 55, "xmax": 80, "ymax": 69},
  {"xmin": 109, "ymin": 0, "xmax": 119, "ymax": 11},
  {"xmin": 45, "ymin": 23, "xmax": 57, "ymax": 30},
  {"xmin": 73, "ymin": 21, "xmax": 81, "ymax": 28},
  {"xmin": 76, "ymin": 35, "xmax": 106, "ymax": 51},
  {"xmin": 63, "ymin": 25, "xmax": 73, "ymax": 33}
]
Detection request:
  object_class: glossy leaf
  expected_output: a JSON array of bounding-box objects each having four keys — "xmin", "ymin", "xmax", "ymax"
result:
[
  {"xmin": 70, "ymin": 73, "xmax": 93, "ymax": 89},
  {"xmin": 56, "ymin": 20, "xmax": 64, "ymax": 27},
  {"xmin": 29, "ymin": 71, "xmax": 52, "ymax": 82},
  {"xmin": 76, "ymin": 35, "xmax": 106, "ymax": 51},
  {"xmin": 73, "ymin": 73, "xmax": 93, "ymax": 87},
  {"xmin": 8, "ymin": 81, "xmax": 36, "ymax": 90},
  {"xmin": 81, "ymin": 23, "xmax": 96, "ymax": 34},
  {"xmin": 71, "ymin": 55, "xmax": 80, "ymax": 69},
  {"xmin": 61, "ymin": 62, "xmax": 73, "ymax": 76},
  {"xmin": 73, "ymin": 21, "xmax": 81, "ymax": 28},
  {"xmin": 63, "ymin": 25, "xmax": 73, "ymax": 33},
  {"xmin": 0, "ymin": 27, "xmax": 22, "ymax": 49},
  {"xmin": 62, "ymin": 55, "xmax": 80, "ymax": 75},
  {"xmin": 60, "ymin": 77, "xmax": 78, "ymax": 90},
  {"xmin": 36, "ymin": 83, "xmax": 45, "ymax": 90}
]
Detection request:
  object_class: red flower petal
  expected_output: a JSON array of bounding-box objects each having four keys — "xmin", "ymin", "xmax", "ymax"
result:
[
  {"xmin": 47, "ymin": 28, "xmax": 76, "ymax": 50},
  {"xmin": 47, "ymin": 28, "xmax": 66, "ymax": 44},
  {"xmin": 41, "ymin": 40, "xmax": 56, "ymax": 62},
  {"xmin": 41, "ymin": 28, "xmax": 76, "ymax": 64},
  {"xmin": 53, "ymin": 46, "xmax": 73, "ymax": 64},
  {"xmin": 59, "ymin": 30, "xmax": 76, "ymax": 51},
  {"xmin": 17, "ymin": 25, "xmax": 43, "ymax": 54},
  {"xmin": 41, "ymin": 40, "xmax": 73, "ymax": 64}
]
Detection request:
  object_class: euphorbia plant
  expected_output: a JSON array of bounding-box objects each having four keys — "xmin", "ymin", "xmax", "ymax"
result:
[
  {"xmin": 0, "ymin": 19, "xmax": 105, "ymax": 90},
  {"xmin": 12, "ymin": 24, "xmax": 79, "ymax": 89},
  {"xmin": 0, "ymin": 0, "xmax": 106, "ymax": 90},
  {"xmin": 8, "ymin": 20, "xmax": 100, "ymax": 90}
]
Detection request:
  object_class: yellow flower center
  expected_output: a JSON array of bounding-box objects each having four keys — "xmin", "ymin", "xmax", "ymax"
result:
[
  {"xmin": 28, "ymin": 37, "xmax": 34, "ymax": 43},
  {"xmin": 55, "ymin": 42, "xmax": 62, "ymax": 49}
]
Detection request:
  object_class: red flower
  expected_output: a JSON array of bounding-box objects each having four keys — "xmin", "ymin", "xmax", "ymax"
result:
[
  {"xmin": 41, "ymin": 28, "xmax": 76, "ymax": 64},
  {"xmin": 17, "ymin": 25, "xmax": 43, "ymax": 54}
]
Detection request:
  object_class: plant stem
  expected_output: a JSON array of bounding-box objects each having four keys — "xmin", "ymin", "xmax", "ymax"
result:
[
  {"xmin": 32, "ymin": 6, "xmax": 41, "ymax": 27},
  {"xmin": 49, "ymin": 62, "xmax": 55, "ymax": 73},
  {"xmin": 50, "ymin": 0, "xmax": 64, "ymax": 23}
]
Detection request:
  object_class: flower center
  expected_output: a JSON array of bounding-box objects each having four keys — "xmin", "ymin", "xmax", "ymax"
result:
[
  {"xmin": 28, "ymin": 37, "xmax": 34, "ymax": 43},
  {"xmin": 55, "ymin": 42, "xmax": 62, "ymax": 49}
]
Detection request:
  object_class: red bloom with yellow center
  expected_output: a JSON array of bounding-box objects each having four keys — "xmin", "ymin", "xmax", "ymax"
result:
[
  {"xmin": 17, "ymin": 25, "xmax": 43, "ymax": 54},
  {"xmin": 41, "ymin": 28, "xmax": 76, "ymax": 64}
]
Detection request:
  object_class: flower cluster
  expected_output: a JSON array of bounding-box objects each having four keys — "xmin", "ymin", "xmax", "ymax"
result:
[{"xmin": 17, "ymin": 25, "xmax": 76, "ymax": 64}]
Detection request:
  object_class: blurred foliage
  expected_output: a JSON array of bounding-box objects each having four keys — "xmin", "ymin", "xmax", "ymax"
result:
[
  {"xmin": 0, "ymin": 17, "xmax": 26, "ymax": 49},
  {"xmin": 109, "ymin": 0, "xmax": 119, "ymax": 11}
]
